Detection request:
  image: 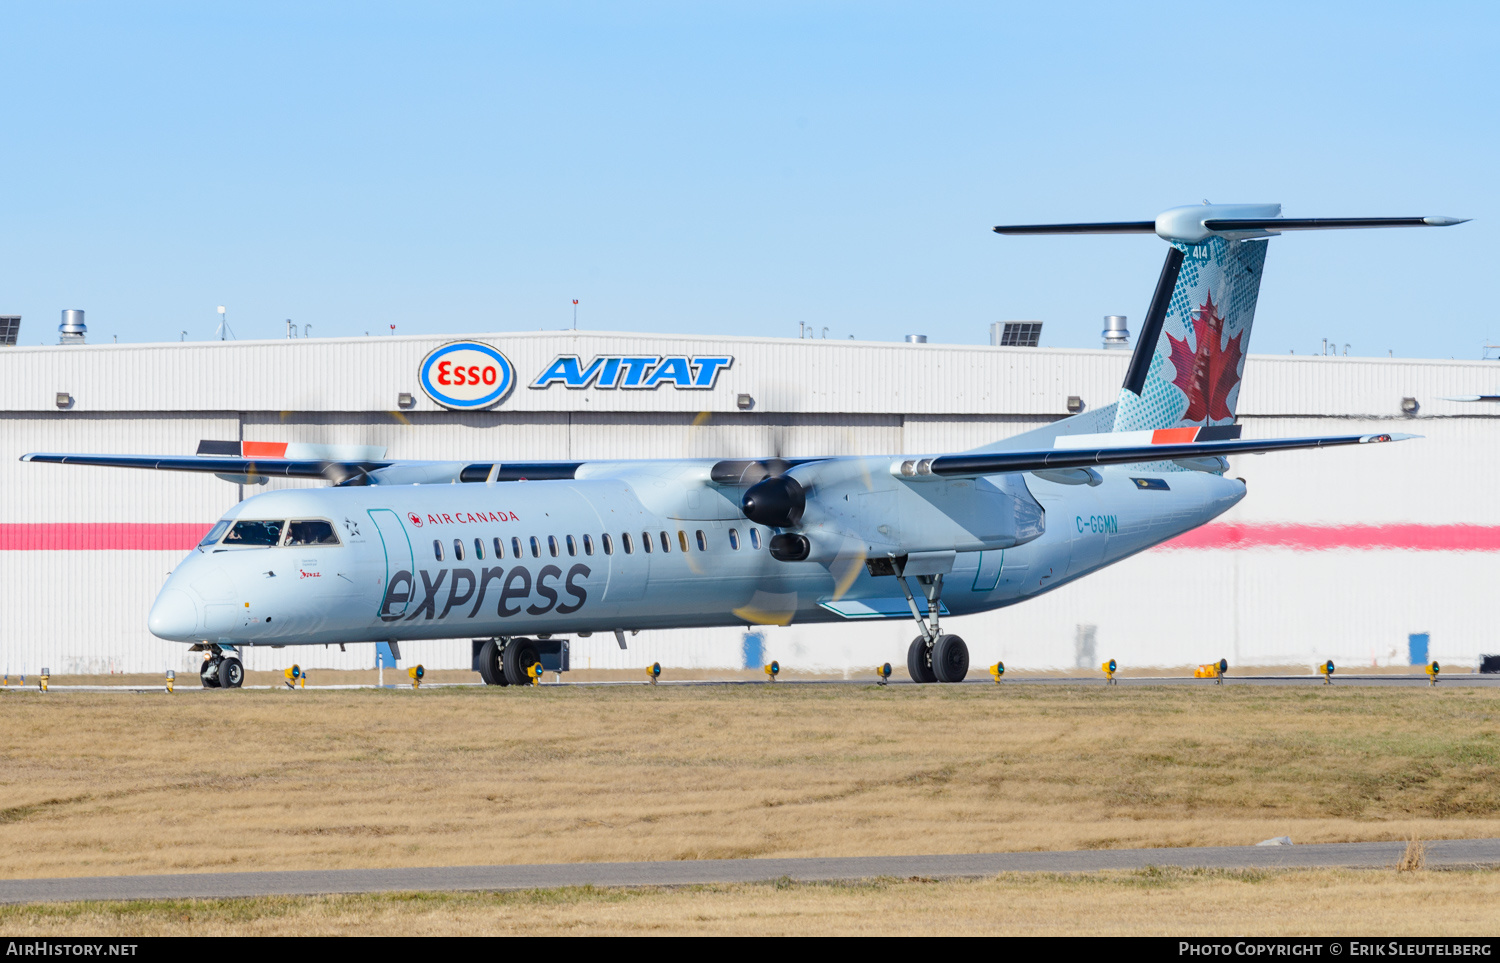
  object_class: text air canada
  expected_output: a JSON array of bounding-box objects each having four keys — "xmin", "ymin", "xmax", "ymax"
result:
[{"xmin": 418, "ymin": 341, "xmax": 517, "ymax": 410}]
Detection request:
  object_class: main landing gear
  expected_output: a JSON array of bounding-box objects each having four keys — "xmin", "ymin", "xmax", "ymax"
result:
[
  {"xmin": 197, "ymin": 644, "xmax": 244, "ymax": 689},
  {"xmin": 899, "ymin": 572, "xmax": 968, "ymax": 684},
  {"xmin": 476, "ymin": 637, "xmax": 543, "ymax": 687}
]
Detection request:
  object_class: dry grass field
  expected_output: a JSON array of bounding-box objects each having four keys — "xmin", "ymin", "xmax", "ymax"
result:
[
  {"xmin": 2, "ymin": 682, "xmax": 1498, "ymax": 885},
  {"xmin": 3, "ymin": 868, "xmax": 1498, "ymax": 936}
]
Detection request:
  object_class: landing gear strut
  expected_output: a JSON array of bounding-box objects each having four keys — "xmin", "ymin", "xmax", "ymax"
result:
[
  {"xmin": 899, "ymin": 573, "xmax": 968, "ymax": 683},
  {"xmin": 198, "ymin": 644, "xmax": 243, "ymax": 689}
]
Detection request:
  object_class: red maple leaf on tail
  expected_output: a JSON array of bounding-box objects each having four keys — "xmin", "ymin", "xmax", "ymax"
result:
[{"xmin": 1165, "ymin": 289, "xmax": 1243, "ymax": 423}]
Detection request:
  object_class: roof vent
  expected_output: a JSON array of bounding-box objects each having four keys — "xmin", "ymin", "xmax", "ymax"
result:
[
  {"xmin": 1102, "ymin": 315, "xmax": 1130, "ymax": 349},
  {"xmin": 905, "ymin": 334, "xmax": 928, "ymax": 344},
  {"xmin": 58, "ymin": 309, "xmax": 86, "ymax": 345}
]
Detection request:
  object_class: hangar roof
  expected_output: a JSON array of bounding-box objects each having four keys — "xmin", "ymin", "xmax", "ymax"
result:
[{"xmin": 0, "ymin": 329, "xmax": 1492, "ymax": 419}]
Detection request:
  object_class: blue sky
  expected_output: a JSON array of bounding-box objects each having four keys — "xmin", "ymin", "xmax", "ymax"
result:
[{"xmin": 0, "ymin": 2, "xmax": 1493, "ymax": 357}]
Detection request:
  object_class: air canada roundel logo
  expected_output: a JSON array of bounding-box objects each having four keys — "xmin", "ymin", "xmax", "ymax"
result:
[
  {"xmin": 407, "ymin": 512, "xmax": 423, "ymax": 527},
  {"xmin": 418, "ymin": 341, "xmax": 516, "ymax": 411}
]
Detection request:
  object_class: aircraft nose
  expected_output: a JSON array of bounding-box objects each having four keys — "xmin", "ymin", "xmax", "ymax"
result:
[{"xmin": 149, "ymin": 588, "xmax": 201, "ymax": 641}]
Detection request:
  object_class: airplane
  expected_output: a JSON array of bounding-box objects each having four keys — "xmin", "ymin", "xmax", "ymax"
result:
[{"xmin": 22, "ymin": 203, "xmax": 1466, "ymax": 689}]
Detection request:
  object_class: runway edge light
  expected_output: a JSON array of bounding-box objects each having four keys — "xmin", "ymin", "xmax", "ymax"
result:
[
  {"xmin": 1102, "ymin": 659, "xmax": 1117, "ymax": 685},
  {"xmin": 284, "ymin": 665, "xmax": 303, "ymax": 690},
  {"xmin": 39, "ymin": 668, "xmax": 49, "ymax": 692},
  {"xmin": 165, "ymin": 669, "xmax": 175, "ymax": 694},
  {"xmin": 1321, "ymin": 660, "xmax": 1336, "ymax": 685},
  {"xmin": 764, "ymin": 661, "xmax": 779, "ymax": 682},
  {"xmin": 648, "ymin": 662, "xmax": 661, "ymax": 685},
  {"xmin": 408, "ymin": 664, "xmax": 424, "ymax": 690},
  {"xmin": 1427, "ymin": 661, "xmax": 1441, "ymax": 686},
  {"xmin": 876, "ymin": 662, "xmax": 891, "ymax": 685},
  {"xmin": 989, "ymin": 662, "xmax": 1005, "ymax": 683},
  {"xmin": 526, "ymin": 661, "xmax": 543, "ymax": 686}
]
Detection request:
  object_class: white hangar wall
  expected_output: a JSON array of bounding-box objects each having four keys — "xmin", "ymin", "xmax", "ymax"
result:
[{"xmin": 1, "ymin": 331, "xmax": 1497, "ymax": 676}]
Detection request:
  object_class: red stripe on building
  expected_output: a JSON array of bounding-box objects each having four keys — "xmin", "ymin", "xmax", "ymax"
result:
[
  {"xmin": 1160, "ymin": 523, "xmax": 1500, "ymax": 552},
  {"xmin": 0, "ymin": 523, "xmax": 212, "ymax": 551}
]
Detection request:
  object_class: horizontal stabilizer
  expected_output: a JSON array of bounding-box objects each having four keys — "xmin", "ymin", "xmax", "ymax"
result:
[
  {"xmin": 995, "ymin": 204, "xmax": 1469, "ymax": 245},
  {"xmin": 892, "ymin": 432, "xmax": 1417, "ymax": 479},
  {"xmin": 992, "ymin": 221, "xmax": 1156, "ymax": 235}
]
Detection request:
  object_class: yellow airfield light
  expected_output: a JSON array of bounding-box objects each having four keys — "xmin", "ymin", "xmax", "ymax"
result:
[
  {"xmin": 876, "ymin": 662, "xmax": 892, "ymax": 685},
  {"xmin": 1101, "ymin": 659, "xmax": 1117, "ymax": 685},
  {"xmin": 648, "ymin": 662, "xmax": 662, "ymax": 685},
  {"xmin": 764, "ymin": 661, "xmax": 779, "ymax": 682},
  {"xmin": 408, "ymin": 664, "xmax": 425, "ymax": 690},
  {"xmin": 989, "ymin": 662, "xmax": 1005, "ymax": 683}
]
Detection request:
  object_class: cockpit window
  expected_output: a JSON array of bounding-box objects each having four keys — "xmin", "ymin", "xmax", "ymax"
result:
[
  {"xmin": 225, "ymin": 520, "xmax": 285, "ymax": 546},
  {"xmin": 286, "ymin": 520, "xmax": 340, "ymax": 546},
  {"xmin": 199, "ymin": 521, "xmax": 231, "ymax": 547}
]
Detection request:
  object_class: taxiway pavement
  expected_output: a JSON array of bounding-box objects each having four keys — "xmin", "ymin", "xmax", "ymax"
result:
[{"xmin": 3, "ymin": 839, "xmax": 1497, "ymax": 904}]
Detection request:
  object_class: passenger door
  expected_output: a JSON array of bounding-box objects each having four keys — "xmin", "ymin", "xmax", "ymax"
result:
[{"xmin": 368, "ymin": 509, "xmax": 415, "ymax": 621}]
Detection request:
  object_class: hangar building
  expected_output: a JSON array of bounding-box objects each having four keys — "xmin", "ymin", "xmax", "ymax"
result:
[{"xmin": 2, "ymin": 327, "xmax": 1497, "ymax": 676}]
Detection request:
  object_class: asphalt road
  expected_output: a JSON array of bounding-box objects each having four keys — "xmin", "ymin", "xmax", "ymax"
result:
[{"xmin": 3, "ymin": 839, "xmax": 1497, "ymax": 904}]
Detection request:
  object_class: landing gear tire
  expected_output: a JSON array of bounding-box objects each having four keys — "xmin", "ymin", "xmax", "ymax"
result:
[
  {"xmin": 931, "ymin": 634, "xmax": 969, "ymax": 684},
  {"xmin": 503, "ymin": 638, "xmax": 541, "ymax": 686},
  {"xmin": 478, "ymin": 639, "xmax": 510, "ymax": 687},
  {"xmin": 907, "ymin": 636, "xmax": 937, "ymax": 684},
  {"xmin": 220, "ymin": 657, "xmax": 244, "ymax": 689},
  {"xmin": 200, "ymin": 659, "xmax": 221, "ymax": 689}
]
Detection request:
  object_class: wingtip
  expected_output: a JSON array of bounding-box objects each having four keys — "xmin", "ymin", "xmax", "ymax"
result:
[
  {"xmin": 1366, "ymin": 432, "xmax": 1422, "ymax": 442},
  {"xmin": 1423, "ymin": 216, "xmax": 1470, "ymax": 227}
]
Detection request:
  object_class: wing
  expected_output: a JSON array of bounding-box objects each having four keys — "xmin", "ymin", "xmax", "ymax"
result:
[
  {"xmin": 18, "ymin": 453, "xmax": 583, "ymax": 485},
  {"xmin": 893, "ymin": 430, "xmax": 1417, "ymax": 478}
]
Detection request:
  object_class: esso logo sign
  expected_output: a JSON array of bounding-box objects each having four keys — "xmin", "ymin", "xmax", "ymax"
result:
[{"xmin": 418, "ymin": 341, "xmax": 515, "ymax": 410}]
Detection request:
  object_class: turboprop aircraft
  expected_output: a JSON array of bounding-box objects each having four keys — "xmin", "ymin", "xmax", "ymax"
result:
[{"xmin": 23, "ymin": 203, "xmax": 1465, "ymax": 688}]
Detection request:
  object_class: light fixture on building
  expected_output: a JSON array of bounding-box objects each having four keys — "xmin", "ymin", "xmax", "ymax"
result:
[
  {"xmin": 1066, "ymin": 395, "xmax": 1084, "ymax": 413},
  {"xmin": 398, "ymin": 392, "xmax": 415, "ymax": 409},
  {"xmin": 736, "ymin": 393, "xmax": 755, "ymax": 410},
  {"xmin": 55, "ymin": 392, "xmax": 72, "ymax": 408},
  {"xmin": 1401, "ymin": 397, "xmax": 1419, "ymax": 415}
]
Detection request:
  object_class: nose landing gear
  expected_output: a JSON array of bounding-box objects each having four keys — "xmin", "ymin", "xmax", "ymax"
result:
[{"xmin": 196, "ymin": 644, "xmax": 244, "ymax": 689}]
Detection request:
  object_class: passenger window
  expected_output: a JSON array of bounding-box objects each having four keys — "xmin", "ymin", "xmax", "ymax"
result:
[
  {"xmin": 224, "ymin": 520, "xmax": 284, "ymax": 547},
  {"xmin": 728, "ymin": 528, "xmax": 740, "ymax": 550},
  {"xmin": 566, "ymin": 535, "xmax": 578, "ymax": 556},
  {"xmin": 621, "ymin": 532, "xmax": 632, "ymax": 554},
  {"xmin": 512, "ymin": 537, "xmax": 522, "ymax": 559},
  {"xmin": 641, "ymin": 532, "xmax": 653, "ymax": 554},
  {"xmin": 286, "ymin": 520, "xmax": 340, "ymax": 546},
  {"xmin": 678, "ymin": 530, "xmax": 689, "ymax": 552},
  {"xmin": 661, "ymin": 531, "xmax": 671, "ymax": 553},
  {"xmin": 454, "ymin": 539, "xmax": 465, "ymax": 561},
  {"xmin": 199, "ymin": 520, "xmax": 231, "ymax": 547},
  {"xmin": 750, "ymin": 529, "xmax": 762, "ymax": 550},
  {"xmin": 494, "ymin": 537, "xmax": 504, "ymax": 559},
  {"xmin": 548, "ymin": 535, "xmax": 560, "ymax": 558},
  {"xmin": 433, "ymin": 540, "xmax": 444, "ymax": 561},
  {"xmin": 530, "ymin": 536, "xmax": 541, "ymax": 558},
  {"xmin": 696, "ymin": 530, "xmax": 707, "ymax": 552},
  {"xmin": 582, "ymin": 534, "xmax": 594, "ymax": 556},
  {"xmin": 474, "ymin": 538, "xmax": 484, "ymax": 561}
]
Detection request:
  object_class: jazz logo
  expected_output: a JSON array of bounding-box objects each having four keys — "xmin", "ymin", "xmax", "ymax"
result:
[{"xmin": 419, "ymin": 341, "xmax": 516, "ymax": 411}]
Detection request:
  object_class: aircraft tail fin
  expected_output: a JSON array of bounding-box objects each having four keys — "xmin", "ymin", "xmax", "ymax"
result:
[
  {"xmin": 994, "ymin": 202, "xmax": 1469, "ymax": 436},
  {"xmin": 1110, "ymin": 234, "xmax": 1268, "ymax": 434}
]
